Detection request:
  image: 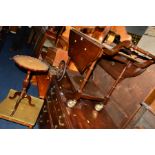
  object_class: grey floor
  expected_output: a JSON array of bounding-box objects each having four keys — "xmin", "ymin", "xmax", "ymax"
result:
[{"xmin": 126, "ymin": 26, "xmax": 148, "ymax": 36}]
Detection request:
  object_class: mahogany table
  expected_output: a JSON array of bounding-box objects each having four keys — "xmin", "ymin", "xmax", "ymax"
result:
[{"xmin": 9, "ymin": 55, "xmax": 49, "ymax": 116}]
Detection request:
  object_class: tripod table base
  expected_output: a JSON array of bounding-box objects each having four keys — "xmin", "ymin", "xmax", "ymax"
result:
[{"xmin": 0, "ymin": 89, "xmax": 44, "ymax": 128}]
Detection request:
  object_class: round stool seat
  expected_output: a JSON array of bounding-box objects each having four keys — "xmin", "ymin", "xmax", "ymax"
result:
[{"xmin": 13, "ymin": 55, "xmax": 49, "ymax": 72}]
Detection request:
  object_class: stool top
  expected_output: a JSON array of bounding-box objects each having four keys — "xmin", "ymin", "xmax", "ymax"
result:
[{"xmin": 13, "ymin": 55, "xmax": 49, "ymax": 72}]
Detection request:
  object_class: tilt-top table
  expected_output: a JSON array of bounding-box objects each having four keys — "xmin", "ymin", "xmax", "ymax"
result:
[
  {"xmin": 0, "ymin": 55, "xmax": 49, "ymax": 128},
  {"xmin": 10, "ymin": 55, "xmax": 49, "ymax": 116}
]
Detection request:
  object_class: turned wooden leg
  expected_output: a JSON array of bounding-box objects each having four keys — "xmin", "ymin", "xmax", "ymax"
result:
[
  {"xmin": 24, "ymin": 94, "xmax": 34, "ymax": 106},
  {"xmin": 10, "ymin": 93, "xmax": 25, "ymax": 116},
  {"xmin": 9, "ymin": 91, "xmax": 21, "ymax": 99},
  {"xmin": 10, "ymin": 70, "xmax": 35, "ymax": 116},
  {"xmin": 103, "ymin": 62, "xmax": 131, "ymax": 105}
]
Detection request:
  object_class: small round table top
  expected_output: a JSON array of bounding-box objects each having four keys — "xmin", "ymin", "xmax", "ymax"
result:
[{"xmin": 13, "ymin": 55, "xmax": 49, "ymax": 72}]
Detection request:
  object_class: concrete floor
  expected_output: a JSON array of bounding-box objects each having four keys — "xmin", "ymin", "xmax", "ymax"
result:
[
  {"xmin": 126, "ymin": 26, "xmax": 148, "ymax": 36},
  {"xmin": 137, "ymin": 26, "xmax": 155, "ymax": 54}
]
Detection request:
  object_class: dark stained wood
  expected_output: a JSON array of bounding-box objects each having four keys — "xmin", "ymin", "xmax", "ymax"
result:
[
  {"xmin": 36, "ymin": 47, "xmax": 68, "ymax": 99},
  {"xmin": 93, "ymin": 63, "xmax": 155, "ymax": 128},
  {"xmin": 68, "ymin": 28, "xmax": 103, "ymax": 74},
  {"xmin": 9, "ymin": 55, "xmax": 48, "ymax": 116},
  {"xmin": 99, "ymin": 58, "xmax": 146, "ymax": 80},
  {"xmin": 38, "ymin": 103, "xmax": 54, "ymax": 129},
  {"xmin": 38, "ymin": 76, "xmax": 117, "ymax": 129},
  {"xmin": 36, "ymin": 74, "xmax": 51, "ymax": 99},
  {"xmin": 66, "ymin": 28, "xmax": 155, "ymax": 109},
  {"xmin": 38, "ymin": 54, "xmax": 155, "ymax": 128},
  {"xmin": 42, "ymin": 47, "xmax": 57, "ymax": 65},
  {"xmin": 9, "ymin": 70, "xmax": 34, "ymax": 116},
  {"xmin": 66, "ymin": 70, "xmax": 104, "ymax": 101},
  {"xmin": 38, "ymin": 28, "xmax": 155, "ymax": 128},
  {"xmin": 35, "ymin": 28, "xmax": 68, "ymax": 58},
  {"xmin": 63, "ymin": 28, "xmax": 105, "ymax": 105}
]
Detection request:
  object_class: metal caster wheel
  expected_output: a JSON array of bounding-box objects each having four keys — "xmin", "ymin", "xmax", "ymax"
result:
[
  {"xmin": 95, "ymin": 103, "xmax": 104, "ymax": 111},
  {"xmin": 67, "ymin": 99, "xmax": 77, "ymax": 108}
]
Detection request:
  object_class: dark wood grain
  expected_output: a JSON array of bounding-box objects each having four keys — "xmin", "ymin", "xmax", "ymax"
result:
[
  {"xmin": 38, "ymin": 76, "xmax": 117, "ymax": 129},
  {"xmin": 36, "ymin": 74, "xmax": 51, "ymax": 99},
  {"xmin": 68, "ymin": 28, "xmax": 103, "ymax": 74},
  {"xmin": 93, "ymin": 62, "xmax": 155, "ymax": 128}
]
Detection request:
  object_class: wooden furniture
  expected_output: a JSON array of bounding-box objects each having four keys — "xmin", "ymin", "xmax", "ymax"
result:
[
  {"xmin": 35, "ymin": 26, "xmax": 135, "ymax": 101},
  {"xmin": 9, "ymin": 55, "xmax": 48, "ymax": 116},
  {"xmin": 0, "ymin": 89, "xmax": 44, "ymax": 128},
  {"xmin": 123, "ymin": 27, "xmax": 155, "ymax": 128},
  {"xmin": 42, "ymin": 47, "xmax": 68, "ymax": 67},
  {"xmin": 0, "ymin": 55, "xmax": 48, "ymax": 128},
  {"xmin": 79, "ymin": 26, "xmax": 131, "ymax": 44},
  {"xmin": 56, "ymin": 28, "xmax": 155, "ymax": 112},
  {"xmin": 36, "ymin": 74, "xmax": 51, "ymax": 99},
  {"xmin": 90, "ymin": 27, "xmax": 155, "ymax": 128},
  {"xmin": 38, "ymin": 27, "xmax": 155, "ymax": 128},
  {"xmin": 36, "ymin": 47, "xmax": 68, "ymax": 99},
  {"xmin": 38, "ymin": 62, "xmax": 155, "ymax": 129},
  {"xmin": 34, "ymin": 27, "xmax": 69, "ymax": 99},
  {"xmin": 63, "ymin": 28, "xmax": 105, "ymax": 110},
  {"xmin": 35, "ymin": 27, "xmax": 68, "ymax": 57},
  {"xmin": 98, "ymin": 41, "xmax": 155, "ymax": 106},
  {"xmin": 90, "ymin": 59, "xmax": 155, "ymax": 128},
  {"xmin": 27, "ymin": 26, "xmax": 43, "ymax": 50},
  {"xmin": 38, "ymin": 76, "xmax": 117, "ymax": 129}
]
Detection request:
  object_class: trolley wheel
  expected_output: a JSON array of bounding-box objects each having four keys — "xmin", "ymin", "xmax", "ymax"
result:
[
  {"xmin": 67, "ymin": 99, "xmax": 77, "ymax": 108},
  {"xmin": 56, "ymin": 60, "xmax": 66, "ymax": 81}
]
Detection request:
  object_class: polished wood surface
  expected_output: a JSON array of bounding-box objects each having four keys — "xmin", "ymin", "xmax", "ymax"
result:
[
  {"xmin": 13, "ymin": 55, "xmax": 49, "ymax": 72},
  {"xmin": 39, "ymin": 76, "xmax": 117, "ymax": 129},
  {"xmin": 66, "ymin": 70, "xmax": 104, "ymax": 101},
  {"xmin": 38, "ymin": 62, "xmax": 155, "ymax": 128},
  {"xmin": 9, "ymin": 70, "xmax": 34, "ymax": 116},
  {"xmin": 36, "ymin": 28, "xmax": 68, "ymax": 57},
  {"xmin": 38, "ymin": 27, "xmax": 155, "ymax": 128},
  {"xmin": 93, "ymin": 62, "xmax": 155, "ymax": 128},
  {"xmin": 10, "ymin": 55, "xmax": 48, "ymax": 116},
  {"xmin": 66, "ymin": 28, "xmax": 155, "ymax": 109},
  {"xmin": 99, "ymin": 57, "xmax": 146, "ymax": 80},
  {"xmin": 78, "ymin": 26, "xmax": 131, "ymax": 43},
  {"xmin": 36, "ymin": 47, "xmax": 68, "ymax": 99},
  {"xmin": 68, "ymin": 28, "xmax": 103, "ymax": 74},
  {"xmin": 63, "ymin": 28, "xmax": 105, "ymax": 108},
  {"xmin": 110, "ymin": 26, "xmax": 132, "ymax": 42},
  {"xmin": 36, "ymin": 74, "xmax": 51, "ymax": 99}
]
